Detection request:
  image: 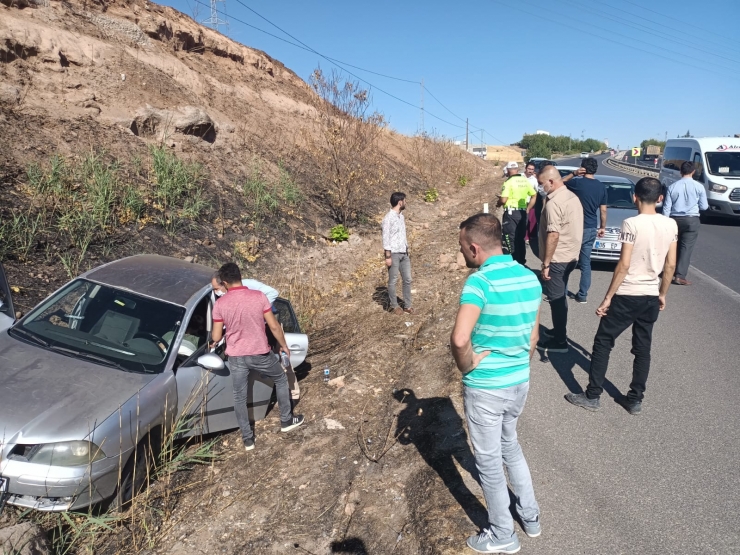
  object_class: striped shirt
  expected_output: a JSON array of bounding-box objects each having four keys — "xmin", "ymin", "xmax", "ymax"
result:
[{"xmin": 459, "ymin": 254, "xmax": 542, "ymax": 389}]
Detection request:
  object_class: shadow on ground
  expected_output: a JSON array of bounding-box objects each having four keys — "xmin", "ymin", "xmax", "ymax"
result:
[{"xmin": 393, "ymin": 388, "xmax": 488, "ymax": 531}]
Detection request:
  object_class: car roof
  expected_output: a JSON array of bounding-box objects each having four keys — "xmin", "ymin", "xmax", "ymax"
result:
[{"xmin": 82, "ymin": 255, "xmax": 214, "ymax": 306}]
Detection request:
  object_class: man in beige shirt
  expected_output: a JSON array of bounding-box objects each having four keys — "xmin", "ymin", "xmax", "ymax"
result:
[
  {"xmin": 565, "ymin": 177, "xmax": 677, "ymax": 415},
  {"xmin": 536, "ymin": 166, "xmax": 584, "ymax": 353}
]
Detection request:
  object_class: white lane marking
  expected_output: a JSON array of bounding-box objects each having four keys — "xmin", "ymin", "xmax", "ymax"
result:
[{"xmin": 689, "ymin": 265, "xmax": 740, "ymax": 304}]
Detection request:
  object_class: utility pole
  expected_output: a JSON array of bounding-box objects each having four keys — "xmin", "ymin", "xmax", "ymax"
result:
[
  {"xmin": 420, "ymin": 78, "xmax": 425, "ymax": 135},
  {"xmin": 203, "ymin": 0, "xmax": 228, "ymax": 33},
  {"xmin": 481, "ymin": 129, "xmax": 484, "ymax": 149},
  {"xmin": 465, "ymin": 118, "xmax": 469, "ymax": 152}
]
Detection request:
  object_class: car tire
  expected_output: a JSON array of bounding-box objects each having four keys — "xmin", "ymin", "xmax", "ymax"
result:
[{"xmin": 109, "ymin": 435, "xmax": 159, "ymax": 512}]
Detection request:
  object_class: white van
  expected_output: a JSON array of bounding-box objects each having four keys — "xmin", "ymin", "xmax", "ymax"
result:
[{"xmin": 659, "ymin": 137, "xmax": 740, "ymax": 218}]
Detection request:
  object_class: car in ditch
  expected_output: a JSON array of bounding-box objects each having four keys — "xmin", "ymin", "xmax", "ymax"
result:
[{"xmin": 0, "ymin": 255, "xmax": 308, "ymax": 512}]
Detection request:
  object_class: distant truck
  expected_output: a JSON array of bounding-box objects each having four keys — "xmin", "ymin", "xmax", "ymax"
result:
[{"xmin": 642, "ymin": 144, "xmax": 662, "ymax": 161}]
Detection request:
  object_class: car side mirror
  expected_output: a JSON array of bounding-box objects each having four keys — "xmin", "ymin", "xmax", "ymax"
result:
[{"xmin": 197, "ymin": 352, "xmax": 225, "ymax": 372}]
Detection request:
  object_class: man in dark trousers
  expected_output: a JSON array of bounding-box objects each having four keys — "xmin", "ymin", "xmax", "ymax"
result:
[
  {"xmin": 498, "ymin": 162, "xmax": 537, "ymax": 265},
  {"xmin": 211, "ymin": 263, "xmax": 303, "ymax": 451},
  {"xmin": 662, "ymin": 161, "xmax": 708, "ymax": 286},
  {"xmin": 562, "ymin": 157, "xmax": 607, "ymax": 303},
  {"xmin": 565, "ymin": 177, "xmax": 677, "ymax": 415}
]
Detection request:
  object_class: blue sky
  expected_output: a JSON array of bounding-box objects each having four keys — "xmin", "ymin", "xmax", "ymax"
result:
[{"xmin": 161, "ymin": 0, "xmax": 740, "ymax": 149}]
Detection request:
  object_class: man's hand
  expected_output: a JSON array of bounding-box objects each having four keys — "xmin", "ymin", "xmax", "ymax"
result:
[
  {"xmin": 575, "ymin": 167, "xmax": 587, "ymax": 176},
  {"xmin": 542, "ymin": 265, "xmax": 551, "ymax": 280},
  {"xmin": 464, "ymin": 350, "xmax": 491, "ymax": 374},
  {"xmin": 659, "ymin": 294, "xmax": 667, "ymax": 311},
  {"xmin": 385, "ymin": 257, "xmax": 393, "ymax": 268},
  {"xmin": 597, "ymin": 227, "xmax": 606, "ymax": 237},
  {"xmin": 596, "ymin": 297, "xmax": 611, "ymax": 317},
  {"xmin": 279, "ymin": 343, "xmax": 290, "ymax": 355}
]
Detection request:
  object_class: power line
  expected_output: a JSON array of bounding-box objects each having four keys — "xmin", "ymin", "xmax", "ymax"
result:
[
  {"xmin": 565, "ymin": 0, "xmax": 740, "ymax": 67},
  {"xmin": 495, "ymin": 0, "xmax": 737, "ymax": 80}
]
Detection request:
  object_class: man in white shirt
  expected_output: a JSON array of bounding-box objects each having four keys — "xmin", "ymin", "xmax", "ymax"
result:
[
  {"xmin": 565, "ymin": 177, "xmax": 677, "ymax": 415},
  {"xmin": 381, "ymin": 192, "xmax": 412, "ymax": 315}
]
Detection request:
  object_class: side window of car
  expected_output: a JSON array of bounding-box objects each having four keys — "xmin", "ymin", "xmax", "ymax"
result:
[
  {"xmin": 272, "ymin": 298, "xmax": 300, "ymax": 334},
  {"xmin": 692, "ymin": 152, "xmax": 705, "ymax": 182},
  {"xmin": 175, "ymin": 296, "xmax": 211, "ymax": 368}
]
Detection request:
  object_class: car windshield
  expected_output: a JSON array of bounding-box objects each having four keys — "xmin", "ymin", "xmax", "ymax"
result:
[
  {"xmin": 10, "ymin": 279, "xmax": 185, "ymax": 374},
  {"xmin": 705, "ymin": 152, "xmax": 740, "ymax": 177},
  {"xmin": 603, "ymin": 182, "xmax": 636, "ymax": 209}
]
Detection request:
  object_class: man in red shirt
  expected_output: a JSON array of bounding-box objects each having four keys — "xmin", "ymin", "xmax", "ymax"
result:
[{"xmin": 211, "ymin": 263, "xmax": 303, "ymax": 451}]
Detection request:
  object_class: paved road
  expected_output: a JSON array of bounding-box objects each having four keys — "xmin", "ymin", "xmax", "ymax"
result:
[
  {"xmin": 513, "ymin": 170, "xmax": 740, "ymax": 551},
  {"xmin": 558, "ymin": 154, "xmax": 740, "ymax": 293}
]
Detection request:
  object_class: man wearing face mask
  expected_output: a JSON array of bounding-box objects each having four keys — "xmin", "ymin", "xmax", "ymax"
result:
[{"xmin": 536, "ymin": 166, "xmax": 584, "ymax": 354}]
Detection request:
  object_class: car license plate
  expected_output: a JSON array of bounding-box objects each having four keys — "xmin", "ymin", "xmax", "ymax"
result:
[
  {"xmin": 0, "ymin": 476, "xmax": 7, "ymax": 493},
  {"xmin": 595, "ymin": 241, "xmax": 619, "ymax": 250}
]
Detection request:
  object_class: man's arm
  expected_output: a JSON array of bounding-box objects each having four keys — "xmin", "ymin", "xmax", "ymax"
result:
[
  {"xmin": 211, "ymin": 321, "xmax": 224, "ymax": 345},
  {"xmin": 382, "ymin": 216, "xmax": 393, "ymax": 267},
  {"xmin": 563, "ymin": 168, "xmax": 585, "ymax": 185},
  {"xmin": 595, "ymin": 242, "xmax": 633, "ymax": 317},
  {"xmin": 541, "ymin": 231, "xmax": 559, "ymax": 280},
  {"xmin": 526, "ymin": 194, "xmax": 536, "ymax": 211},
  {"xmin": 529, "ymin": 306, "xmax": 541, "ymax": 359},
  {"xmin": 659, "ymin": 241, "xmax": 677, "ymax": 310},
  {"xmin": 264, "ymin": 311, "xmax": 289, "ymax": 354},
  {"xmin": 698, "ymin": 184, "xmax": 709, "ymax": 211},
  {"xmin": 662, "ymin": 184, "xmax": 673, "ymax": 216},
  {"xmin": 450, "ymin": 304, "xmax": 490, "ymax": 373},
  {"xmin": 598, "ymin": 205, "xmax": 607, "ymax": 237}
]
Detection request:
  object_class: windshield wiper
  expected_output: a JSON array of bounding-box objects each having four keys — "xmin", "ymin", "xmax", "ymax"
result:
[
  {"xmin": 10, "ymin": 327, "xmax": 50, "ymax": 347},
  {"xmin": 48, "ymin": 345, "xmax": 149, "ymax": 373}
]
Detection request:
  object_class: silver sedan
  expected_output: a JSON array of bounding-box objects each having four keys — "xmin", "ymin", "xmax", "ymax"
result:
[{"xmin": 0, "ymin": 255, "xmax": 307, "ymax": 511}]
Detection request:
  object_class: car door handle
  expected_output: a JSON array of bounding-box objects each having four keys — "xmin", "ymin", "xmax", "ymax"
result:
[{"xmin": 289, "ymin": 345, "xmax": 304, "ymax": 351}]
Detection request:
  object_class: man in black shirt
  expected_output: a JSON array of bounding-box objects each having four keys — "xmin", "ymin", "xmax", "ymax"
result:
[{"xmin": 563, "ymin": 157, "xmax": 607, "ymax": 304}]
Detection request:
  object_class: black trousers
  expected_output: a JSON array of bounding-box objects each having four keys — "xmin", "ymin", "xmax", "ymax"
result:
[
  {"xmin": 530, "ymin": 195, "xmax": 544, "ymax": 260},
  {"xmin": 502, "ymin": 209, "xmax": 528, "ymax": 264},
  {"xmin": 672, "ymin": 216, "xmax": 700, "ymax": 279},
  {"xmin": 543, "ymin": 260, "xmax": 577, "ymax": 344},
  {"xmin": 586, "ymin": 295, "xmax": 661, "ymax": 402}
]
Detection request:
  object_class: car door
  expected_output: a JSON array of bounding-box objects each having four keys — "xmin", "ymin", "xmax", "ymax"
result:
[
  {"xmin": 273, "ymin": 297, "xmax": 308, "ymax": 367},
  {"xmin": 174, "ymin": 295, "xmax": 236, "ymax": 436},
  {"xmin": 0, "ymin": 262, "xmax": 15, "ymax": 332}
]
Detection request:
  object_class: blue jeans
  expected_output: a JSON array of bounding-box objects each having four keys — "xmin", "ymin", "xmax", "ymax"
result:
[
  {"xmin": 230, "ymin": 353, "xmax": 293, "ymax": 444},
  {"xmin": 464, "ymin": 383, "xmax": 539, "ymax": 540},
  {"xmin": 577, "ymin": 228, "xmax": 598, "ymax": 300}
]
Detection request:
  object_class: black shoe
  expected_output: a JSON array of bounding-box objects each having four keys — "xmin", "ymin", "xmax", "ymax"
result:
[
  {"xmin": 244, "ymin": 438, "xmax": 255, "ymax": 451},
  {"xmin": 617, "ymin": 396, "xmax": 642, "ymax": 415},
  {"xmin": 568, "ymin": 291, "xmax": 587, "ymax": 304},
  {"xmin": 536, "ymin": 338, "xmax": 569, "ymax": 353},
  {"xmin": 564, "ymin": 392, "xmax": 601, "ymax": 411},
  {"xmin": 281, "ymin": 414, "xmax": 304, "ymax": 433}
]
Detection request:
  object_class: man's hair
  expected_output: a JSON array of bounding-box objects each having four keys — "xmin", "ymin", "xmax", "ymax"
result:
[
  {"xmin": 581, "ymin": 158, "xmax": 598, "ymax": 174},
  {"xmin": 538, "ymin": 160, "xmax": 555, "ymax": 171},
  {"xmin": 635, "ymin": 177, "xmax": 663, "ymax": 203},
  {"xmin": 390, "ymin": 192, "xmax": 406, "ymax": 207},
  {"xmin": 459, "ymin": 213, "xmax": 502, "ymax": 250},
  {"xmin": 218, "ymin": 262, "xmax": 242, "ymax": 284},
  {"xmin": 680, "ymin": 161, "xmax": 695, "ymax": 176},
  {"xmin": 525, "ymin": 162, "xmax": 536, "ymax": 169},
  {"xmin": 212, "ymin": 271, "xmax": 223, "ymax": 285}
]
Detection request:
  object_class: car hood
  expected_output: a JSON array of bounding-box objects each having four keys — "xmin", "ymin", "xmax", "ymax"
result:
[
  {"xmin": 0, "ymin": 330, "xmax": 157, "ymax": 445},
  {"xmin": 602, "ymin": 208, "xmax": 638, "ymax": 229}
]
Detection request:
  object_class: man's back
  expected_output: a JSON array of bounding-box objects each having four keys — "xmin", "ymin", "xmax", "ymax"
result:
[
  {"xmin": 617, "ymin": 214, "xmax": 678, "ymax": 296},
  {"xmin": 664, "ymin": 177, "xmax": 708, "ymax": 217},
  {"xmin": 502, "ymin": 175, "xmax": 537, "ymax": 209},
  {"xmin": 460, "ymin": 255, "xmax": 542, "ymax": 389},
  {"xmin": 566, "ymin": 177, "xmax": 607, "ymax": 228},
  {"xmin": 212, "ymin": 286, "xmax": 271, "ymax": 356}
]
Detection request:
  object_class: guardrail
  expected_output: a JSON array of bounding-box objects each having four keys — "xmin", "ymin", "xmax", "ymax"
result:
[{"xmin": 604, "ymin": 157, "xmax": 659, "ymax": 178}]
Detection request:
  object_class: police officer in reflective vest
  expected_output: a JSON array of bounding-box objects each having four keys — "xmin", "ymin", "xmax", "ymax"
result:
[{"xmin": 498, "ymin": 161, "xmax": 537, "ymax": 265}]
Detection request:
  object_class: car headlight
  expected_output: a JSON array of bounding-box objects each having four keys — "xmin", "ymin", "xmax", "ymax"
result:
[
  {"xmin": 709, "ymin": 182, "xmax": 727, "ymax": 193},
  {"xmin": 27, "ymin": 441, "xmax": 106, "ymax": 466}
]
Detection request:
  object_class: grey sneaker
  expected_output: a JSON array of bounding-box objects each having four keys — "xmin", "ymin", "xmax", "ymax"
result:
[
  {"xmin": 617, "ymin": 396, "xmax": 642, "ymax": 415},
  {"xmin": 521, "ymin": 515, "xmax": 541, "ymax": 538},
  {"xmin": 564, "ymin": 392, "xmax": 601, "ymax": 412},
  {"xmin": 466, "ymin": 529, "xmax": 520, "ymax": 554},
  {"xmin": 244, "ymin": 438, "xmax": 255, "ymax": 451},
  {"xmin": 281, "ymin": 414, "xmax": 304, "ymax": 432}
]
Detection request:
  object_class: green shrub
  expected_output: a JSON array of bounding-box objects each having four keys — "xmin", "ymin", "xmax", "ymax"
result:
[
  {"xmin": 329, "ymin": 224, "xmax": 349, "ymax": 242},
  {"xmin": 424, "ymin": 187, "xmax": 439, "ymax": 202},
  {"xmin": 457, "ymin": 175, "xmax": 469, "ymax": 187}
]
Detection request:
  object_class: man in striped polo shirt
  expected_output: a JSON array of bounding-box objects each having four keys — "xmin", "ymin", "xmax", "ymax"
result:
[{"xmin": 451, "ymin": 213, "xmax": 542, "ymax": 554}]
